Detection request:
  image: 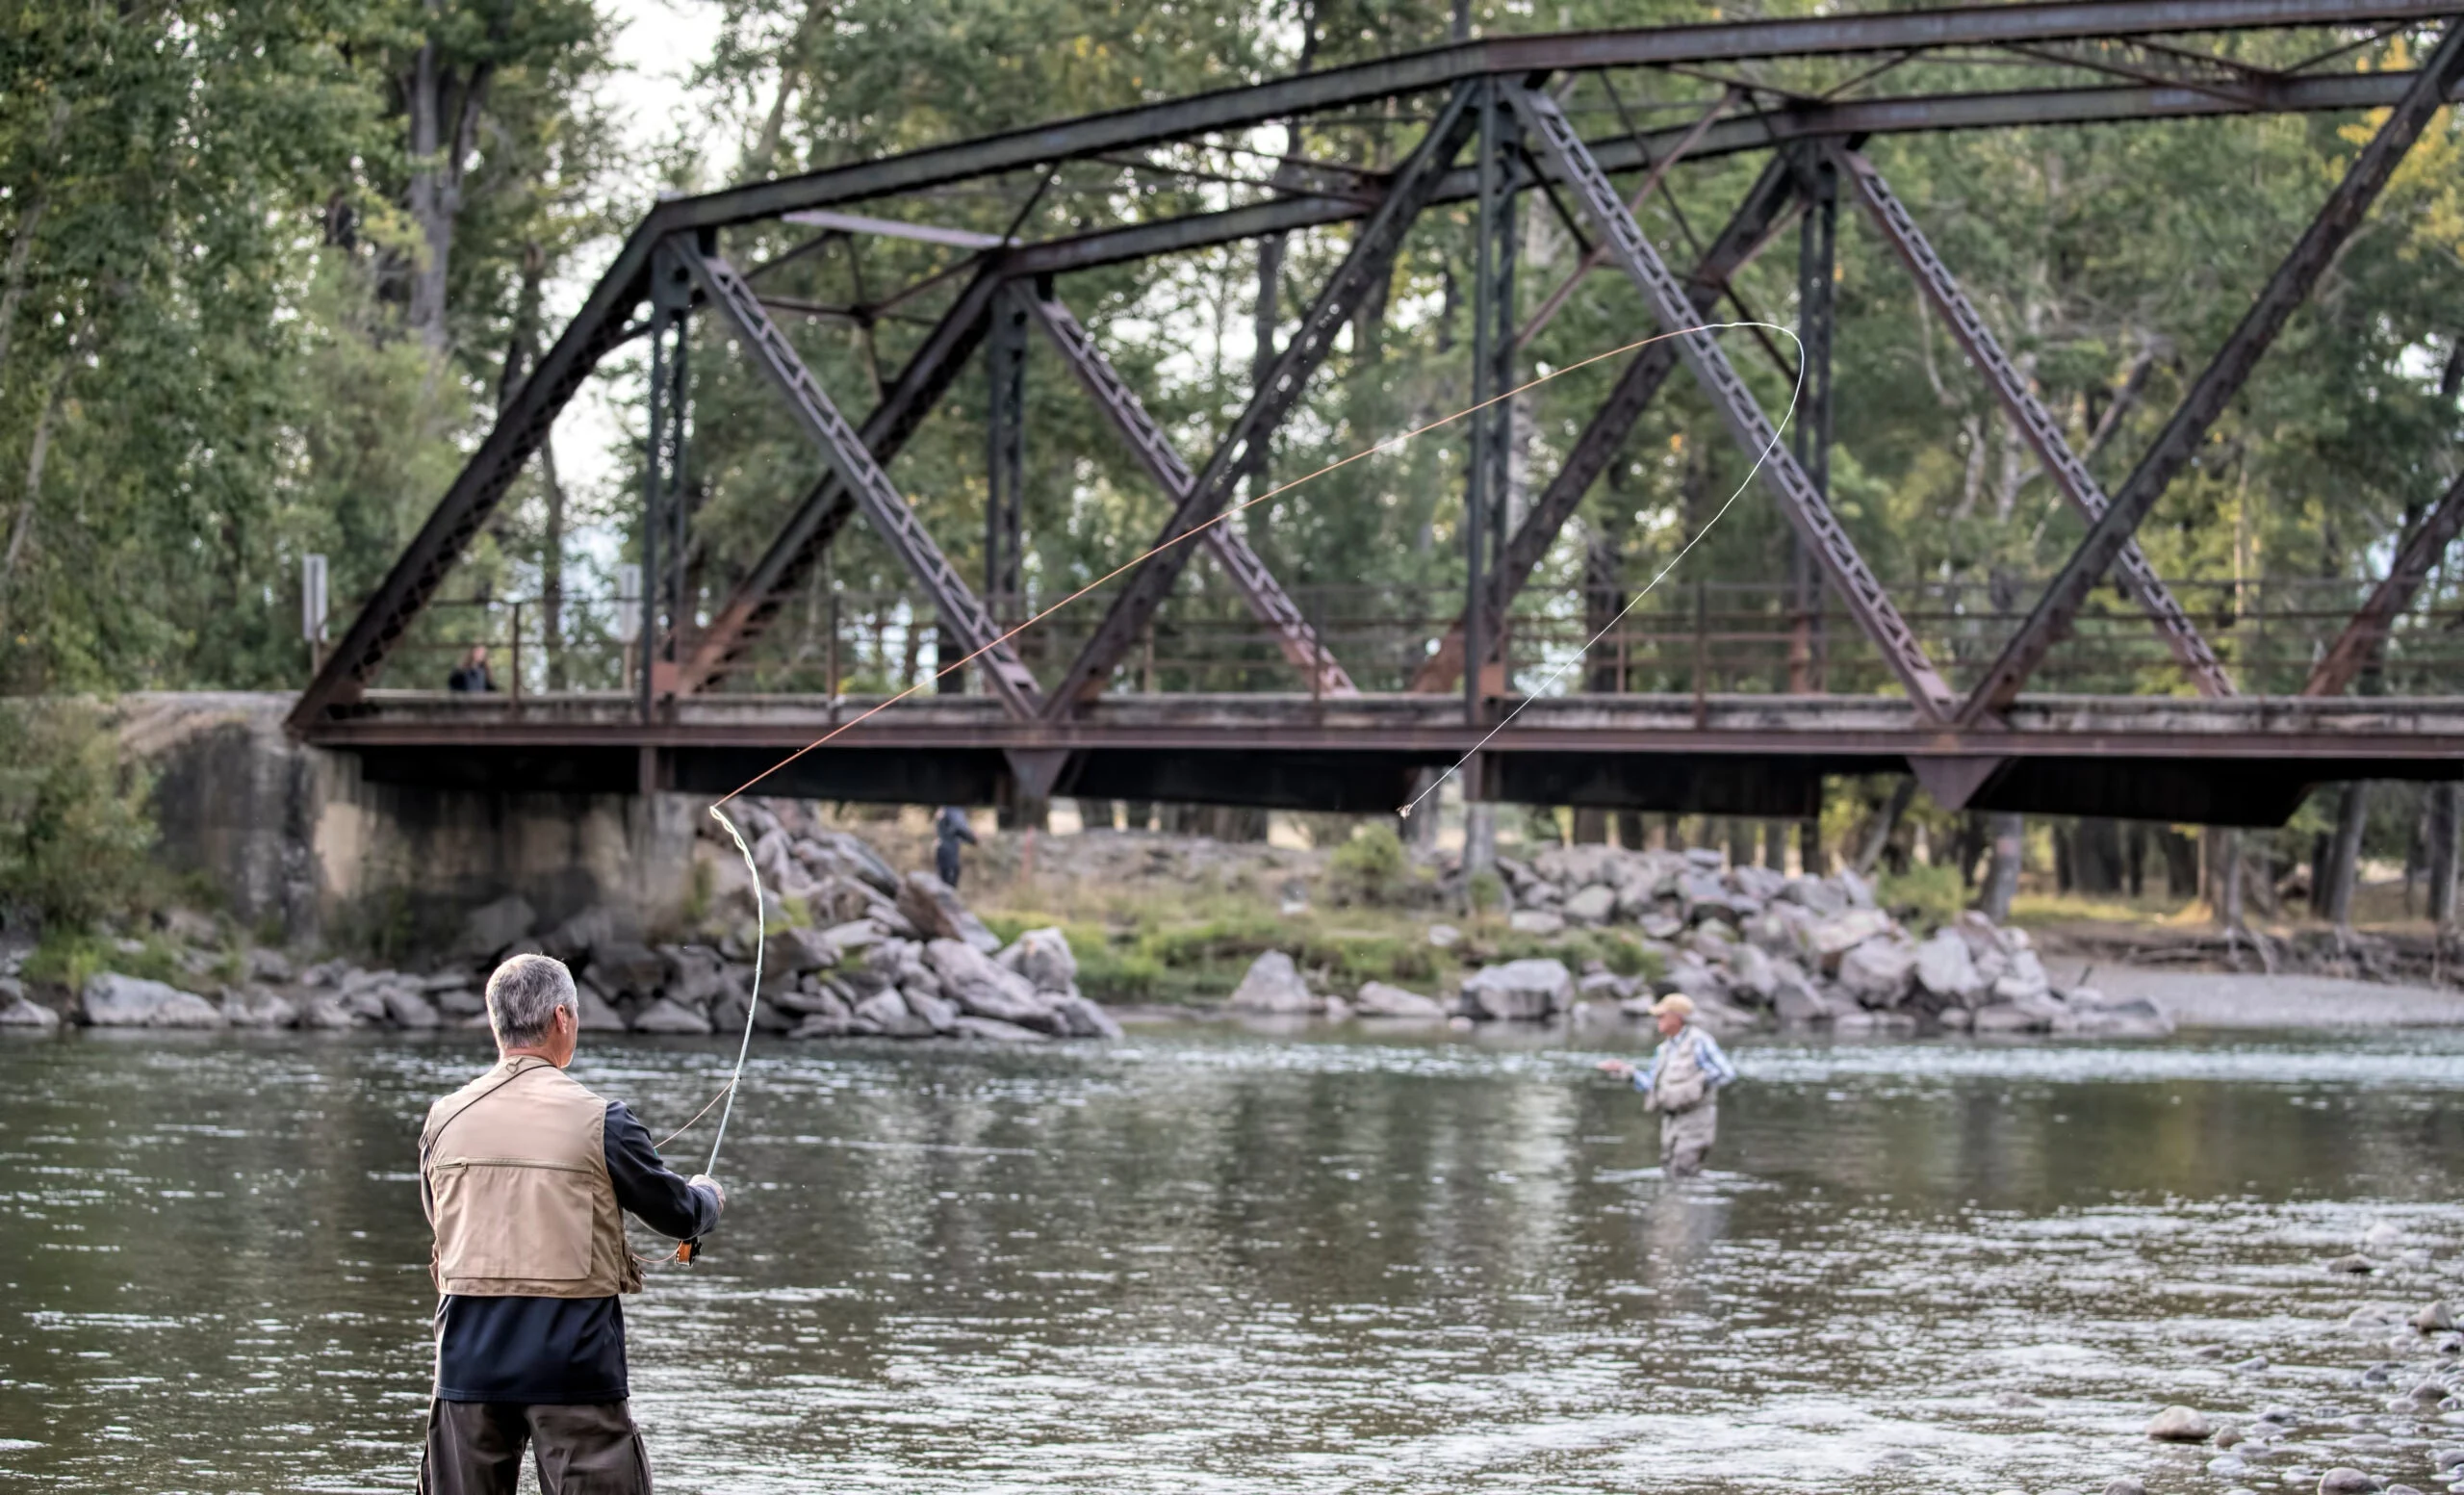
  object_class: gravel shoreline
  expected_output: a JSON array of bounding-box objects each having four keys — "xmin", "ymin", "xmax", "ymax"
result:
[{"xmin": 2046, "ymin": 960, "xmax": 2464, "ymax": 1028}]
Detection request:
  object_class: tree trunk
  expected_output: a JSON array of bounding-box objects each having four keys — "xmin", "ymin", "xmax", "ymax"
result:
[
  {"xmin": 1980, "ymin": 812, "xmax": 2022, "ymax": 921},
  {"xmin": 1856, "ymin": 779, "xmax": 1914, "ymax": 877},
  {"xmin": 2218, "ymin": 829, "xmax": 2246, "ymax": 930},
  {"xmin": 1762, "ymin": 820, "xmax": 1788, "ymax": 870},
  {"xmin": 2324, "ymin": 782, "xmax": 2368, "ymax": 928},
  {"xmin": 1571, "ymin": 808, "xmax": 1608, "ymax": 844},
  {"xmin": 1798, "ymin": 818, "xmax": 1822, "ymax": 877},
  {"xmin": 2431, "ymin": 784, "xmax": 2459, "ymax": 928},
  {"xmin": 1615, "ymin": 810, "xmax": 1644, "ymax": 851},
  {"xmin": 1464, "ymin": 802, "xmax": 1497, "ymax": 873},
  {"xmin": 2125, "ymin": 822, "xmax": 2147, "ymax": 898},
  {"xmin": 1727, "ymin": 818, "xmax": 1756, "ymax": 869},
  {"xmin": 402, "ymin": 33, "xmax": 493, "ymax": 355},
  {"xmin": 2071, "ymin": 817, "xmax": 2125, "ymax": 894},
  {"xmin": 2157, "ymin": 829, "xmax": 2199, "ymax": 899}
]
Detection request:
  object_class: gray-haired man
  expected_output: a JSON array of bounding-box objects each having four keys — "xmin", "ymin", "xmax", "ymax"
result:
[{"xmin": 417, "ymin": 953, "xmax": 724, "ymax": 1494}]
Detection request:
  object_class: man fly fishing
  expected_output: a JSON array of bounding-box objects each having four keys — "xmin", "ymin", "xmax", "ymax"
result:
[
  {"xmin": 1597, "ymin": 992, "xmax": 1737, "ymax": 1178},
  {"xmin": 416, "ymin": 953, "xmax": 724, "ymax": 1494}
]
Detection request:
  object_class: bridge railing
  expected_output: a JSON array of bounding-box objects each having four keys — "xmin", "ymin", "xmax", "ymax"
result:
[{"xmin": 342, "ymin": 574, "xmax": 2464, "ymax": 702}]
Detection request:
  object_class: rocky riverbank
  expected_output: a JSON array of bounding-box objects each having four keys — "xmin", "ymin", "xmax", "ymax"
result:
[
  {"xmin": 1225, "ymin": 842, "xmax": 2172, "ymax": 1037},
  {"xmin": 0, "ymin": 799, "xmax": 1119, "ymax": 1044}
]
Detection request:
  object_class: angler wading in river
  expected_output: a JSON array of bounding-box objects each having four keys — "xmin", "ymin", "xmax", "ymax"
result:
[
  {"xmin": 416, "ymin": 954, "xmax": 725, "ymax": 1494},
  {"xmin": 1597, "ymin": 993, "xmax": 1738, "ymax": 1178}
]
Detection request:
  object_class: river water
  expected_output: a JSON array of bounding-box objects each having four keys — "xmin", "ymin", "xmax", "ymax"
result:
[{"xmin": 5, "ymin": 1022, "xmax": 2464, "ymax": 1494}]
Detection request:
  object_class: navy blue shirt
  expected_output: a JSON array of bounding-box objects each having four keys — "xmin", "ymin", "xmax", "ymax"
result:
[{"xmin": 430, "ymin": 1097, "xmax": 719, "ymax": 1405}]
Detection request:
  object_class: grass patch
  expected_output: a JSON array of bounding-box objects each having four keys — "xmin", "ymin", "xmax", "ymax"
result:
[{"xmin": 22, "ymin": 929, "xmax": 190, "ymax": 992}]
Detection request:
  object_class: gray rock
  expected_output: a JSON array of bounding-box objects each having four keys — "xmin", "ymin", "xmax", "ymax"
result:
[
  {"xmin": 1563, "ymin": 885, "xmax": 1617, "ymax": 925},
  {"xmin": 2233, "ymin": 1354, "xmax": 2271, "ymax": 1372},
  {"xmin": 1425, "ymin": 923, "xmax": 1462, "ymax": 949},
  {"xmin": 78, "ymin": 973, "xmax": 224, "ymax": 1028},
  {"xmin": 927, "ymin": 940, "xmax": 1049, "ymax": 1025},
  {"xmin": 219, "ymin": 988, "xmax": 296, "ymax": 1027},
  {"xmin": 2330, "ymin": 1254, "xmax": 2378, "ymax": 1275},
  {"xmin": 1460, "ymin": 958, "xmax": 1574, "ymax": 1021},
  {"xmin": 588, "ymin": 941, "xmax": 666, "ymax": 999},
  {"xmin": 998, "ymin": 927, "xmax": 1078, "ymax": 993},
  {"xmin": 455, "ymin": 894, "xmax": 537, "ymax": 960},
  {"xmin": 0, "ymin": 994, "xmax": 61, "ymax": 1029},
  {"xmin": 244, "ymin": 948, "xmax": 295, "ymax": 983},
  {"xmin": 1771, "ymin": 972, "xmax": 1835, "ymax": 1026},
  {"xmin": 2147, "ymin": 1405, "xmax": 2216, "ymax": 1441},
  {"xmin": 540, "ymin": 905, "xmax": 636, "ymax": 965},
  {"xmin": 2318, "ymin": 1470, "xmax": 2380, "ymax": 1494},
  {"xmin": 952, "ymin": 1015, "xmax": 1050, "ymax": 1044},
  {"xmin": 1992, "ymin": 948, "xmax": 2053, "ymax": 1003},
  {"xmin": 1354, "ymin": 980, "xmax": 1447, "ymax": 1019},
  {"xmin": 786, "ymin": 1013, "xmax": 858, "ymax": 1040},
  {"xmin": 432, "ymin": 988, "xmax": 485, "ymax": 1018},
  {"xmin": 903, "ymin": 988, "xmax": 961, "ymax": 1034},
  {"xmin": 897, "ymin": 871, "xmax": 1000, "ymax": 954},
  {"xmin": 761, "ymin": 926, "xmax": 839, "ymax": 978},
  {"xmin": 855, "ymin": 989, "xmax": 936, "ymax": 1039},
  {"xmin": 297, "ymin": 994, "xmax": 358, "ymax": 1029},
  {"xmin": 1227, "ymin": 951, "xmax": 1317, "ymax": 1015},
  {"xmin": 1577, "ymin": 970, "xmax": 1639, "ymax": 1002},
  {"xmin": 383, "ymin": 990, "xmax": 442, "ymax": 1029},
  {"xmin": 2416, "ymin": 1302, "xmax": 2456, "ymax": 1334},
  {"xmin": 631, "ymin": 997, "xmax": 714, "ymax": 1035},
  {"xmin": 2103, "ymin": 1478, "xmax": 2147, "ymax": 1495},
  {"xmin": 1639, "ymin": 911, "xmax": 1684, "ymax": 941},
  {"xmin": 1810, "ymin": 909, "xmax": 1894, "ymax": 960},
  {"xmin": 1047, "ymin": 992, "xmax": 1124, "ymax": 1040},
  {"xmin": 576, "ymin": 982, "xmax": 628, "ymax": 1032},
  {"xmin": 1507, "ymin": 909, "xmax": 1565, "ymax": 936},
  {"xmin": 1837, "ymin": 938, "xmax": 1918, "ymax": 1007},
  {"xmin": 1835, "ymin": 868, "xmax": 1876, "ymax": 908},
  {"xmin": 1913, "ymin": 930, "xmax": 1985, "ymax": 1002},
  {"xmin": 1781, "ymin": 876, "xmax": 1848, "ymax": 915},
  {"xmin": 1727, "ymin": 943, "xmax": 1779, "ymax": 1004},
  {"xmin": 1973, "ymin": 1003, "xmax": 2052, "ymax": 1034}
]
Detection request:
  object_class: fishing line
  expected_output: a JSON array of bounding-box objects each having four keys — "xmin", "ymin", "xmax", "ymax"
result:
[
  {"xmin": 657, "ymin": 321, "xmax": 1799, "ymax": 1201},
  {"xmin": 1398, "ymin": 323, "xmax": 1806, "ymax": 822},
  {"xmin": 709, "ymin": 321, "xmax": 1787, "ymax": 811}
]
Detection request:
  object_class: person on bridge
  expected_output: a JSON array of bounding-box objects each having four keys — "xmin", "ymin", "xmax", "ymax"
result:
[
  {"xmin": 447, "ymin": 644, "xmax": 496, "ymax": 693},
  {"xmin": 933, "ymin": 805, "xmax": 978, "ymax": 889},
  {"xmin": 416, "ymin": 953, "xmax": 723, "ymax": 1495},
  {"xmin": 1597, "ymin": 993, "xmax": 1737, "ymax": 1178}
]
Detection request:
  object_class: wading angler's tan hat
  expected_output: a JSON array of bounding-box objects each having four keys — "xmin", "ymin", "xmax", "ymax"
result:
[{"xmin": 1649, "ymin": 993, "xmax": 1696, "ymax": 1018}]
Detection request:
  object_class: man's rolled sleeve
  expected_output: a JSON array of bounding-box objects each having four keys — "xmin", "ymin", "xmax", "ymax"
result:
[{"xmin": 603, "ymin": 1100, "xmax": 722, "ymax": 1240}]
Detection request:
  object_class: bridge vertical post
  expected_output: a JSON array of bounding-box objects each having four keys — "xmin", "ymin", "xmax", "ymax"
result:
[
  {"xmin": 1789, "ymin": 146, "xmax": 1836, "ymax": 694},
  {"xmin": 640, "ymin": 241, "xmax": 693, "ymax": 726},
  {"xmin": 986, "ymin": 282, "xmax": 1029, "ymax": 641},
  {"xmin": 1465, "ymin": 75, "xmax": 1518, "ymax": 731}
]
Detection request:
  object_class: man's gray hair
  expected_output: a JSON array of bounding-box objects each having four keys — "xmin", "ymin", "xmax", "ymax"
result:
[{"xmin": 486, "ymin": 953, "xmax": 578, "ymax": 1046}]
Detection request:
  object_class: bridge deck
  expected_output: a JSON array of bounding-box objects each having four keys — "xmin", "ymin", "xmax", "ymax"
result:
[{"xmin": 305, "ymin": 691, "xmax": 2464, "ymax": 826}]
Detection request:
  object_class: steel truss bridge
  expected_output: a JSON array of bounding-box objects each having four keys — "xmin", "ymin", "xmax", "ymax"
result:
[{"xmin": 292, "ymin": 0, "xmax": 2464, "ymax": 828}]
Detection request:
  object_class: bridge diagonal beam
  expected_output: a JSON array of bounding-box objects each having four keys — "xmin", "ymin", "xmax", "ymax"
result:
[
  {"xmin": 1408, "ymin": 154, "xmax": 1802, "ymax": 695},
  {"xmin": 1022, "ymin": 288, "xmax": 1357, "ymax": 696},
  {"xmin": 288, "ymin": 249, "xmax": 654, "ymax": 729},
  {"xmin": 1506, "ymin": 84, "xmax": 1962, "ymax": 720},
  {"xmin": 1959, "ymin": 18, "xmax": 2464, "ymax": 724},
  {"xmin": 2304, "ymin": 468, "xmax": 2464, "ymax": 697},
  {"xmin": 681, "ymin": 248, "xmax": 1044, "ymax": 717},
  {"xmin": 678, "ymin": 259, "xmax": 1006, "ymax": 694},
  {"xmin": 1040, "ymin": 80, "xmax": 1480, "ymax": 718},
  {"xmin": 1829, "ymin": 142, "xmax": 2237, "ymax": 699}
]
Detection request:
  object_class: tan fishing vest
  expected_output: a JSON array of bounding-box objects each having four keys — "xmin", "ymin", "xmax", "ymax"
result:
[
  {"xmin": 1652, "ymin": 1024, "xmax": 1715, "ymax": 1114},
  {"xmin": 420, "ymin": 1056, "xmax": 643, "ymax": 1298}
]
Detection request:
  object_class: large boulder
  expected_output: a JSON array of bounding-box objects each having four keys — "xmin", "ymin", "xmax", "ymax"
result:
[
  {"xmin": 822, "ymin": 831, "xmax": 901, "ymax": 893},
  {"xmin": 589, "ymin": 941, "xmax": 667, "ymax": 999},
  {"xmin": 78, "ymin": 973, "xmax": 224, "ymax": 1028},
  {"xmin": 1836, "ymin": 938, "xmax": 1917, "ymax": 1008},
  {"xmin": 630, "ymin": 997, "xmax": 715, "ymax": 1035},
  {"xmin": 1228, "ymin": 951, "xmax": 1316, "ymax": 1014},
  {"xmin": 383, "ymin": 990, "xmax": 443, "ymax": 1029},
  {"xmin": 453, "ymin": 894, "xmax": 536, "ymax": 961},
  {"xmin": 540, "ymin": 905, "xmax": 637, "ymax": 965},
  {"xmin": 998, "ymin": 927, "xmax": 1078, "ymax": 993},
  {"xmin": 1354, "ymin": 980, "xmax": 1447, "ymax": 1019},
  {"xmin": 897, "ymin": 871, "xmax": 1000, "ymax": 954},
  {"xmin": 575, "ymin": 981, "xmax": 629, "ymax": 1032},
  {"xmin": 1460, "ymin": 958, "xmax": 1574, "ymax": 1021},
  {"xmin": 2064, "ymin": 992, "xmax": 2175, "ymax": 1038},
  {"xmin": 1991, "ymin": 948, "xmax": 2053, "ymax": 1004},
  {"xmin": 902, "ymin": 988, "xmax": 961, "ymax": 1034},
  {"xmin": 1562, "ymin": 885, "xmax": 1617, "ymax": 926},
  {"xmin": 855, "ymin": 989, "xmax": 937, "ymax": 1038},
  {"xmin": 1770, "ymin": 970, "xmax": 1835, "ymax": 1026},
  {"xmin": 925, "ymin": 940, "xmax": 1048, "ymax": 1025},
  {"xmin": 1781, "ymin": 876, "xmax": 1847, "ymax": 915},
  {"xmin": 1811, "ymin": 909, "xmax": 1895, "ymax": 961},
  {"xmin": 1507, "ymin": 909, "xmax": 1565, "ymax": 936},
  {"xmin": 1046, "ymin": 993, "xmax": 1124, "ymax": 1040},
  {"xmin": 1912, "ymin": 930, "xmax": 1985, "ymax": 1004},
  {"xmin": 659, "ymin": 945, "xmax": 730, "ymax": 1007},
  {"xmin": 1727, "ymin": 943, "xmax": 1780, "ymax": 1005},
  {"xmin": 0, "ymin": 993, "xmax": 62, "ymax": 1030},
  {"xmin": 761, "ymin": 926, "xmax": 839, "ymax": 979}
]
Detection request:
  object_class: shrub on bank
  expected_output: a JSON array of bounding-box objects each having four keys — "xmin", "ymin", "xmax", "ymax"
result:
[{"xmin": 0, "ymin": 701, "xmax": 160, "ymax": 935}]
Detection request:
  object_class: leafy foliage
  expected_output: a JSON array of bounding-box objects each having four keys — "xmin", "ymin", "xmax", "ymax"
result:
[{"xmin": 0, "ymin": 703, "xmax": 158, "ymax": 931}]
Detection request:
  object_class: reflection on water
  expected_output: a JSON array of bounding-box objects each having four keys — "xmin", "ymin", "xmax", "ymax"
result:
[{"xmin": 6, "ymin": 1023, "xmax": 2464, "ymax": 1493}]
